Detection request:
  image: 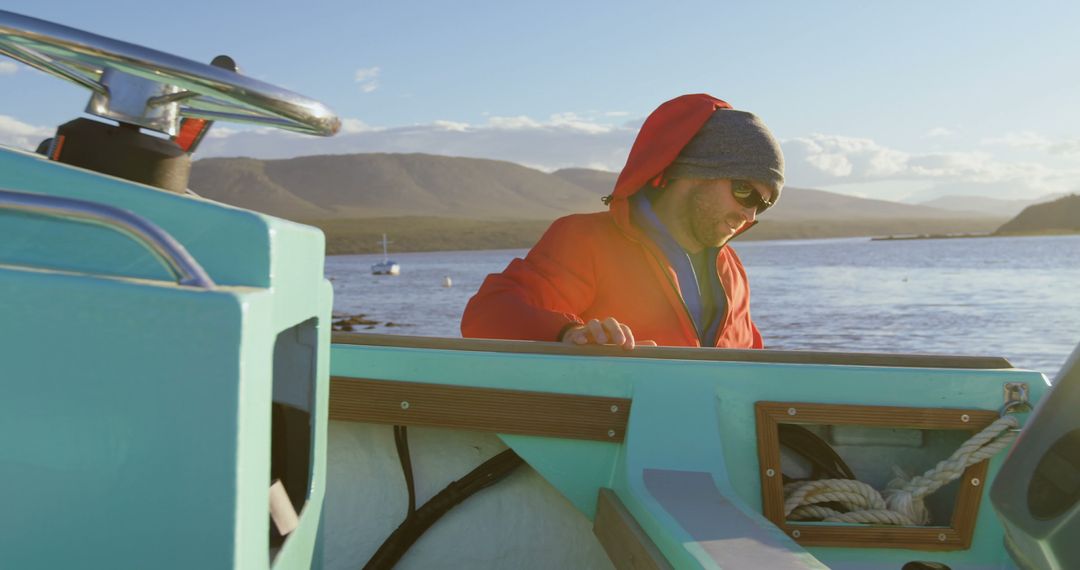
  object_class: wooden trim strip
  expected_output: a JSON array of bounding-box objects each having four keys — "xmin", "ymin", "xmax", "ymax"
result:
[
  {"xmin": 755, "ymin": 402, "xmax": 999, "ymax": 430},
  {"xmin": 329, "ymin": 377, "xmax": 630, "ymax": 442},
  {"xmin": 332, "ymin": 332, "xmax": 1014, "ymax": 370},
  {"xmin": 594, "ymin": 488, "xmax": 673, "ymax": 570},
  {"xmin": 755, "ymin": 401, "xmax": 999, "ymax": 550}
]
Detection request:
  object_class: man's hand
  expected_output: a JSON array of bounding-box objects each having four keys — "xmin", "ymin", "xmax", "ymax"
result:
[{"xmin": 560, "ymin": 317, "xmax": 657, "ymax": 350}]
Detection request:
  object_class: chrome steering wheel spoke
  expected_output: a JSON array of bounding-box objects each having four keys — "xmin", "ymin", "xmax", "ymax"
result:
[{"xmin": 0, "ymin": 10, "xmax": 341, "ymax": 137}]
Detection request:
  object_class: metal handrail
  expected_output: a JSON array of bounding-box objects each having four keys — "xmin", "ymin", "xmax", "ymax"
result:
[{"xmin": 0, "ymin": 188, "xmax": 215, "ymax": 289}]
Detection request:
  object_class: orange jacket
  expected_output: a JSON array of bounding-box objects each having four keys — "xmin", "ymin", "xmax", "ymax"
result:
[{"xmin": 460, "ymin": 94, "xmax": 763, "ymax": 348}]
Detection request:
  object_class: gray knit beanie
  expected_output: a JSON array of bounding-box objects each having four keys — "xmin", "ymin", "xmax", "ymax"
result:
[{"xmin": 666, "ymin": 109, "xmax": 785, "ymax": 197}]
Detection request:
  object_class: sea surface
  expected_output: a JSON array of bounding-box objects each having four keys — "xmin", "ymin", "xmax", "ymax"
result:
[{"xmin": 325, "ymin": 234, "xmax": 1080, "ymax": 379}]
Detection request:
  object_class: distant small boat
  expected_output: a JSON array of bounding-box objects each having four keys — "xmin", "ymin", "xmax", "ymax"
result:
[
  {"xmin": 442, "ymin": 275, "xmax": 452, "ymax": 288},
  {"xmin": 371, "ymin": 234, "xmax": 400, "ymax": 275}
]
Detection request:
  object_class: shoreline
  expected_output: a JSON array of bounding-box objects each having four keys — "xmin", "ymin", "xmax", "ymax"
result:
[
  {"xmin": 307, "ymin": 215, "xmax": 1010, "ymax": 255},
  {"xmin": 872, "ymin": 230, "xmax": 1080, "ymax": 242},
  {"xmin": 324, "ymin": 231, "xmax": 1080, "ymax": 256},
  {"xmin": 871, "ymin": 232, "xmax": 993, "ymax": 241}
]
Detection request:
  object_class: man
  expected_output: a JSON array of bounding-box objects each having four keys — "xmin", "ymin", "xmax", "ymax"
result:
[{"xmin": 460, "ymin": 93, "xmax": 783, "ymax": 349}]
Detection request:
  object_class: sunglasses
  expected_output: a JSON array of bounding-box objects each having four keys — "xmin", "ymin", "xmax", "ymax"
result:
[{"xmin": 731, "ymin": 180, "xmax": 774, "ymax": 214}]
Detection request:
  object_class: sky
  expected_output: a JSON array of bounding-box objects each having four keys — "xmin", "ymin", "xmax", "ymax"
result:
[{"xmin": 2, "ymin": 0, "xmax": 1079, "ymax": 203}]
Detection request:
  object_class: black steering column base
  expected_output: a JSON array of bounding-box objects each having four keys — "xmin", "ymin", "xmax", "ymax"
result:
[{"xmin": 52, "ymin": 118, "xmax": 192, "ymax": 194}]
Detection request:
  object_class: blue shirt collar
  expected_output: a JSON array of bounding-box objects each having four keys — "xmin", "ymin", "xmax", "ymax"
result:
[{"xmin": 629, "ymin": 189, "xmax": 724, "ymax": 342}]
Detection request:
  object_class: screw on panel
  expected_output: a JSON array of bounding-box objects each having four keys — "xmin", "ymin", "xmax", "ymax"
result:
[
  {"xmin": 400, "ymin": 401, "xmax": 410, "ymax": 410},
  {"xmin": 971, "ymin": 478, "xmax": 981, "ymax": 486},
  {"xmin": 791, "ymin": 530, "xmax": 801, "ymax": 538},
  {"xmin": 607, "ymin": 429, "xmax": 616, "ymax": 438},
  {"xmin": 766, "ymin": 468, "xmax": 776, "ymax": 478},
  {"xmin": 610, "ymin": 405, "xmax": 619, "ymax": 413},
  {"xmin": 787, "ymin": 407, "xmax": 797, "ymax": 416},
  {"xmin": 960, "ymin": 414, "xmax": 970, "ymax": 423}
]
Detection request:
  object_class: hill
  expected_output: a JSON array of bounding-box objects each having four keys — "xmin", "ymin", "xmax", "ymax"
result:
[
  {"xmin": 767, "ymin": 187, "xmax": 989, "ymax": 221},
  {"xmin": 546, "ymin": 169, "xmax": 988, "ymax": 221},
  {"xmin": 188, "ymin": 154, "xmax": 1007, "ymax": 252},
  {"xmin": 190, "ymin": 153, "xmax": 604, "ymax": 221},
  {"xmin": 916, "ymin": 195, "xmax": 1055, "ymax": 218},
  {"xmin": 551, "ymin": 168, "xmax": 617, "ymax": 198},
  {"xmin": 996, "ymin": 194, "xmax": 1080, "ymax": 235}
]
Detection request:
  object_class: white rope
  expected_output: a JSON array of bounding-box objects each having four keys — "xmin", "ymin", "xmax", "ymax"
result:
[
  {"xmin": 783, "ymin": 479, "xmax": 885, "ymax": 515},
  {"xmin": 789, "ymin": 505, "xmax": 844, "ymax": 521},
  {"xmin": 783, "ymin": 415, "xmax": 1019, "ymax": 526},
  {"xmin": 825, "ymin": 509, "xmax": 916, "ymax": 525}
]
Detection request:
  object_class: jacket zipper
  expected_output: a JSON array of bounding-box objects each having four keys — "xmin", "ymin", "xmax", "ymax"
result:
[{"xmin": 711, "ymin": 276, "xmax": 730, "ymax": 346}]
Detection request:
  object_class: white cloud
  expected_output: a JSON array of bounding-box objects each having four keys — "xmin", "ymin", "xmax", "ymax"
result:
[
  {"xmin": 354, "ymin": 66, "xmax": 381, "ymax": 93},
  {"xmin": 482, "ymin": 113, "xmax": 613, "ymax": 134},
  {"xmin": 784, "ymin": 134, "xmax": 908, "ymax": 183},
  {"xmin": 584, "ymin": 161, "xmax": 616, "ymax": 171},
  {"xmin": 354, "ymin": 67, "xmax": 379, "ymax": 81},
  {"xmin": 0, "ymin": 61, "xmax": 17, "ymax": 75},
  {"xmin": 549, "ymin": 113, "xmax": 613, "ymax": 134},
  {"xmin": 432, "ymin": 120, "xmax": 470, "ymax": 132},
  {"xmin": 340, "ymin": 118, "xmax": 380, "ymax": 134},
  {"xmin": 0, "ymin": 115, "xmax": 52, "ymax": 150},
  {"xmin": 924, "ymin": 127, "xmax": 954, "ymax": 138},
  {"xmin": 1049, "ymin": 140, "xmax": 1080, "ymax": 157},
  {"xmin": 204, "ymin": 126, "xmax": 239, "ymax": 139},
  {"xmin": 905, "ymin": 151, "xmax": 1034, "ymax": 182},
  {"xmin": 982, "ymin": 131, "xmax": 1052, "ymax": 150},
  {"xmin": 782, "ymin": 133, "xmax": 1078, "ymax": 201},
  {"xmin": 486, "ymin": 115, "xmax": 542, "ymax": 130},
  {"xmin": 980, "ymin": 131, "xmax": 1080, "ymax": 160}
]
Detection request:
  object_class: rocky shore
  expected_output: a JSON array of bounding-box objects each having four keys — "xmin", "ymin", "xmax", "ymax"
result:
[{"xmin": 331, "ymin": 312, "xmax": 411, "ymax": 332}]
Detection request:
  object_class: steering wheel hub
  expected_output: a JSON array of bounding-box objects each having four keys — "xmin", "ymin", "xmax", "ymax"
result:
[{"xmin": 88, "ymin": 68, "xmax": 185, "ymax": 134}]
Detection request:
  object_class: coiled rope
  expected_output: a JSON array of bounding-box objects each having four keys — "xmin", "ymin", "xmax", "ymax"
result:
[{"xmin": 783, "ymin": 415, "xmax": 1019, "ymax": 526}]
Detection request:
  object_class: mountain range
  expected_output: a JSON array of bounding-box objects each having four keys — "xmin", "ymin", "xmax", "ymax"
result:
[
  {"xmin": 187, "ymin": 153, "xmax": 1067, "ymax": 253},
  {"xmin": 189, "ymin": 154, "xmax": 603, "ymax": 221}
]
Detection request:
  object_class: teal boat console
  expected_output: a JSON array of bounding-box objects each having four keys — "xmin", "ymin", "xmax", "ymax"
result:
[{"xmin": 0, "ymin": 146, "xmax": 332, "ymax": 568}]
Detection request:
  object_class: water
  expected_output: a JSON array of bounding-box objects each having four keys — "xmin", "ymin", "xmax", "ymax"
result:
[{"xmin": 325, "ymin": 234, "xmax": 1080, "ymax": 379}]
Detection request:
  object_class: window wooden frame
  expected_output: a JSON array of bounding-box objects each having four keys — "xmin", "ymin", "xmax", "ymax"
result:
[{"xmin": 755, "ymin": 401, "xmax": 998, "ymax": 551}]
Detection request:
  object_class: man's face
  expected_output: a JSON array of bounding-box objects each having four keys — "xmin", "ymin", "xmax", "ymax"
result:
[{"xmin": 685, "ymin": 179, "xmax": 775, "ymax": 248}]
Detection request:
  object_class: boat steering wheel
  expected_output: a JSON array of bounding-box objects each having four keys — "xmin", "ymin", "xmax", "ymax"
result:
[{"xmin": 0, "ymin": 10, "xmax": 340, "ymax": 137}]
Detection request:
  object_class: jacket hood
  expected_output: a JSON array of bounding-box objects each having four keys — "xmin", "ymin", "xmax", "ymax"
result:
[{"xmin": 608, "ymin": 94, "xmax": 732, "ymax": 230}]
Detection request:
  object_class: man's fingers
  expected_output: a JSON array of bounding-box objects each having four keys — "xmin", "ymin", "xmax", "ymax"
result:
[
  {"xmin": 617, "ymin": 323, "xmax": 635, "ymax": 350},
  {"xmin": 560, "ymin": 325, "xmax": 587, "ymax": 344},
  {"xmin": 586, "ymin": 319, "xmax": 607, "ymax": 345},
  {"xmin": 564, "ymin": 318, "xmax": 650, "ymax": 349},
  {"xmin": 603, "ymin": 317, "xmax": 627, "ymax": 348}
]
